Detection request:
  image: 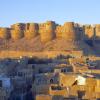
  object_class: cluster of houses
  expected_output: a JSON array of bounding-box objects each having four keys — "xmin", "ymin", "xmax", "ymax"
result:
[{"xmin": 0, "ymin": 55, "xmax": 100, "ymax": 100}]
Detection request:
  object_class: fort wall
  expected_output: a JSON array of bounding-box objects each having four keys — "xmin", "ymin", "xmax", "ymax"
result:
[
  {"xmin": 39, "ymin": 21, "xmax": 56, "ymax": 42},
  {"xmin": 11, "ymin": 23, "xmax": 25, "ymax": 39},
  {"xmin": 0, "ymin": 28, "xmax": 11, "ymax": 39},
  {"xmin": 84, "ymin": 25, "xmax": 95, "ymax": 39},
  {"xmin": 95, "ymin": 24, "xmax": 100, "ymax": 39},
  {"xmin": 61, "ymin": 22, "xmax": 82, "ymax": 41},
  {"xmin": 55, "ymin": 25, "xmax": 62, "ymax": 38},
  {"xmin": 0, "ymin": 50, "xmax": 83, "ymax": 59},
  {"xmin": 24, "ymin": 23, "xmax": 39, "ymax": 39},
  {"xmin": 0, "ymin": 21, "xmax": 99, "ymax": 42}
]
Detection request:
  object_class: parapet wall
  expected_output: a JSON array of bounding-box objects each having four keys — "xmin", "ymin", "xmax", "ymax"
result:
[
  {"xmin": 0, "ymin": 21, "xmax": 100, "ymax": 42},
  {"xmin": 55, "ymin": 22, "xmax": 84, "ymax": 41}
]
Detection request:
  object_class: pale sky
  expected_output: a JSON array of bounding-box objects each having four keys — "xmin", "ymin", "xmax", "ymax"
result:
[{"xmin": 0, "ymin": 0, "xmax": 100, "ymax": 27}]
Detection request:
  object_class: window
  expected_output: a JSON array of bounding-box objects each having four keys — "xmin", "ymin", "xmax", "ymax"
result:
[
  {"xmin": 0, "ymin": 80, "xmax": 2, "ymax": 87},
  {"xmin": 32, "ymin": 65, "xmax": 35, "ymax": 69},
  {"xmin": 18, "ymin": 72, "xmax": 23, "ymax": 77},
  {"xmin": 51, "ymin": 86, "xmax": 63, "ymax": 90},
  {"xmin": 27, "ymin": 23, "xmax": 30, "ymax": 30},
  {"xmin": 61, "ymin": 69, "xmax": 66, "ymax": 73},
  {"xmin": 61, "ymin": 84, "xmax": 63, "ymax": 86},
  {"xmin": 50, "ymin": 79, "xmax": 54, "ymax": 84}
]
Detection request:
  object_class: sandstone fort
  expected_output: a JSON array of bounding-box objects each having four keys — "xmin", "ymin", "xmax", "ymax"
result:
[
  {"xmin": 0, "ymin": 21, "xmax": 100, "ymax": 41},
  {"xmin": 0, "ymin": 21, "xmax": 100, "ymax": 58}
]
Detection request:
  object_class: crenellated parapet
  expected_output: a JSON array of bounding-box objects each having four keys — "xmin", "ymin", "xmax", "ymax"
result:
[
  {"xmin": 0, "ymin": 28, "xmax": 11, "ymax": 39},
  {"xmin": 61, "ymin": 22, "xmax": 82, "ymax": 41},
  {"xmin": 11, "ymin": 23, "xmax": 25, "ymax": 40},
  {"xmin": 0, "ymin": 21, "xmax": 100, "ymax": 42},
  {"xmin": 39, "ymin": 21, "xmax": 56, "ymax": 42},
  {"xmin": 24, "ymin": 23, "xmax": 39, "ymax": 39},
  {"xmin": 62, "ymin": 22, "xmax": 74, "ymax": 40},
  {"xmin": 55, "ymin": 23, "xmax": 83, "ymax": 40},
  {"xmin": 74, "ymin": 23, "xmax": 84, "ymax": 40}
]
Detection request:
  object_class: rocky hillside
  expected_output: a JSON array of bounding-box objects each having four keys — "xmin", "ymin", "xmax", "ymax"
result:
[
  {"xmin": 0, "ymin": 21, "xmax": 100, "ymax": 56},
  {"xmin": 0, "ymin": 36, "xmax": 97, "ymax": 55}
]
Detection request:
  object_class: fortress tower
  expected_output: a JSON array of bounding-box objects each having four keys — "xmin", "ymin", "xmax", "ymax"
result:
[
  {"xmin": 11, "ymin": 23, "xmax": 25, "ymax": 40},
  {"xmin": 95, "ymin": 24, "xmax": 100, "ymax": 39},
  {"xmin": 61, "ymin": 22, "xmax": 82, "ymax": 41},
  {"xmin": 24, "ymin": 23, "xmax": 39, "ymax": 39},
  {"xmin": 74, "ymin": 23, "xmax": 84, "ymax": 40},
  {"xmin": 84, "ymin": 25, "xmax": 95, "ymax": 40},
  {"xmin": 39, "ymin": 21, "xmax": 56, "ymax": 42},
  {"xmin": 0, "ymin": 28, "xmax": 11, "ymax": 39}
]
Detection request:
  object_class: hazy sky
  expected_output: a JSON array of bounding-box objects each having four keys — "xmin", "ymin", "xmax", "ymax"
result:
[{"xmin": 0, "ymin": 0, "xmax": 100, "ymax": 27}]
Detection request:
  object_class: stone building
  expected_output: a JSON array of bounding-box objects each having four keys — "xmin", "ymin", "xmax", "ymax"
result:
[
  {"xmin": 24, "ymin": 23, "xmax": 39, "ymax": 39},
  {"xmin": 33, "ymin": 73, "xmax": 76, "ymax": 95}
]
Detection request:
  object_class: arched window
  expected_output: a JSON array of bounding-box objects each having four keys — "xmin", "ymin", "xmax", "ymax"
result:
[{"xmin": 50, "ymin": 79, "xmax": 54, "ymax": 84}]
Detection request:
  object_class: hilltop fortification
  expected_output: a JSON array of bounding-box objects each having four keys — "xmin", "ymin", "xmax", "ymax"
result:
[
  {"xmin": 0, "ymin": 21, "xmax": 100, "ymax": 41},
  {"xmin": 0, "ymin": 21, "xmax": 100, "ymax": 56}
]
